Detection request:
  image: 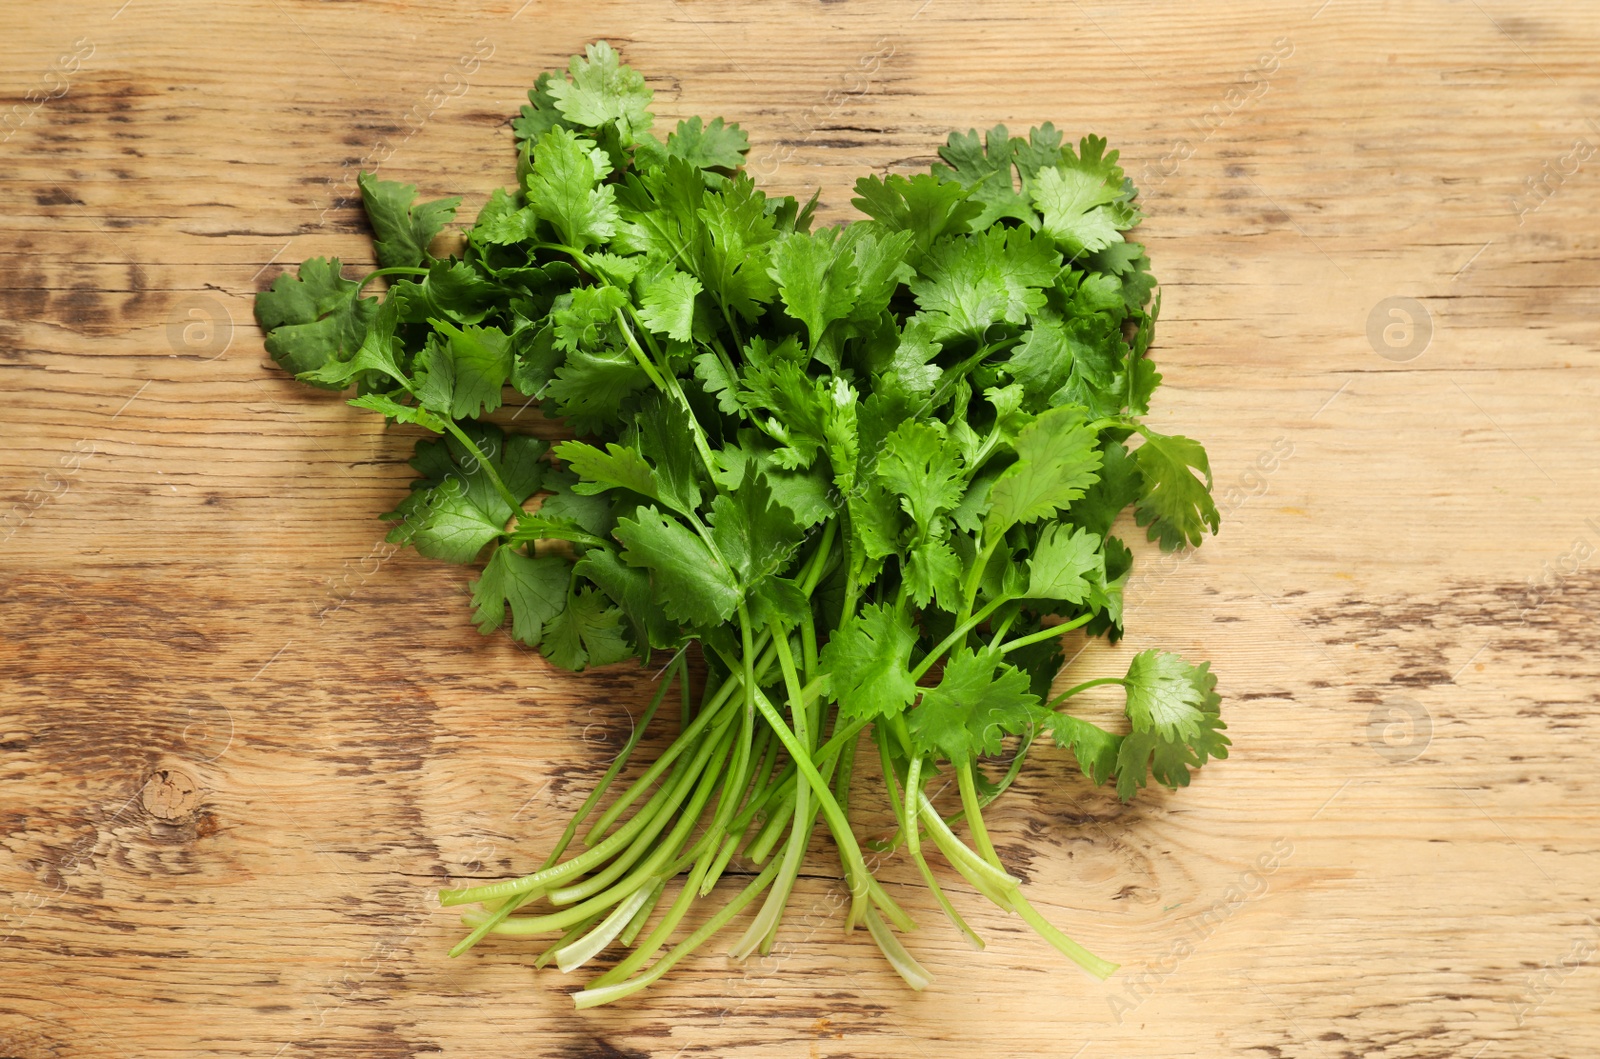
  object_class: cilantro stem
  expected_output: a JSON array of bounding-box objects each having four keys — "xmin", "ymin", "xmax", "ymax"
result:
[
  {"xmin": 912, "ymin": 788, "xmax": 1018, "ymax": 904},
  {"xmin": 697, "ymin": 716, "xmax": 773, "ymax": 895},
  {"xmin": 355, "ymin": 265, "xmax": 430, "ymax": 293},
  {"xmin": 729, "ymin": 618, "xmax": 812, "ymax": 958},
  {"xmin": 619, "ymin": 878, "xmax": 666, "ymax": 947},
  {"xmin": 438, "ymin": 418, "xmax": 524, "ymax": 520},
  {"xmin": 554, "ymin": 885, "xmax": 655, "ymax": 973},
  {"xmin": 998, "ymin": 612, "xmax": 1094, "ymax": 655},
  {"xmin": 572, "ymin": 858, "xmax": 785, "ymax": 1010},
  {"xmin": 445, "ymin": 657, "xmax": 684, "ymax": 955},
  {"xmin": 862, "ymin": 905, "xmax": 934, "ymax": 992},
  {"xmin": 1008, "ymin": 892, "xmax": 1119, "ymax": 981},
  {"xmin": 957, "ymin": 762, "xmax": 1000, "ymax": 867},
  {"xmin": 547, "ymin": 654, "xmax": 680, "ymax": 865},
  {"xmin": 954, "ymin": 532, "xmax": 1005, "ymax": 634},
  {"xmin": 910, "ymin": 592, "xmax": 1016, "ymax": 682},
  {"xmin": 987, "ymin": 606, "xmax": 1020, "ymax": 648},
  {"xmin": 534, "ymin": 910, "xmax": 605, "ymax": 970},
  {"xmin": 744, "ymin": 682, "xmax": 880, "ymax": 930},
  {"xmin": 612, "ymin": 306, "xmax": 670, "ymax": 393},
  {"xmin": 441, "ymin": 707, "xmax": 728, "ymax": 910},
  {"xmin": 582, "ymin": 658, "xmax": 754, "ymax": 843},
  {"xmin": 469, "ymin": 716, "xmax": 737, "ymax": 935},
  {"xmin": 1046, "ymin": 676, "xmax": 1126, "ymax": 709},
  {"xmin": 892, "ymin": 745, "xmax": 983, "ymax": 949}
]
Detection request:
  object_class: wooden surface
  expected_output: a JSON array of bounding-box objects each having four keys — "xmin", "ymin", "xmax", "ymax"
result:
[{"xmin": 4, "ymin": 2, "xmax": 1599, "ymax": 1056}]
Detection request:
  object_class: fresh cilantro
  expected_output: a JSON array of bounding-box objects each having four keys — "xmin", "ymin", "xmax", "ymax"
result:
[
  {"xmin": 614, "ymin": 505, "xmax": 743, "ymax": 627},
  {"xmin": 525, "ymin": 126, "xmax": 620, "ymax": 250},
  {"xmin": 818, "ymin": 603, "xmax": 919, "ymax": 723},
  {"xmin": 664, "ymin": 115, "xmax": 749, "ymax": 170},
  {"xmin": 542, "ymin": 585, "xmax": 632, "ymax": 671},
  {"xmin": 1133, "ymin": 428, "xmax": 1222, "ymax": 550},
  {"xmin": 254, "ymin": 257, "xmax": 377, "ymax": 380},
  {"xmin": 470, "ymin": 545, "xmax": 569, "ymax": 646},
  {"xmin": 984, "ymin": 405, "xmax": 1103, "ymax": 535},
  {"xmin": 543, "ymin": 41, "xmax": 654, "ymax": 147},
  {"xmin": 357, "ymin": 172, "xmax": 461, "ymax": 271},
  {"xmin": 256, "ymin": 43, "xmax": 1224, "ymax": 1005},
  {"xmin": 908, "ymin": 225, "xmax": 1060, "ymax": 340},
  {"xmin": 1028, "ymin": 524, "xmax": 1104, "ymax": 604},
  {"xmin": 909, "ymin": 647, "xmax": 1040, "ymax": 767},
  {"xmin": 1114, "ymin": 650, "xmax": 1229, "ymax": 799}
]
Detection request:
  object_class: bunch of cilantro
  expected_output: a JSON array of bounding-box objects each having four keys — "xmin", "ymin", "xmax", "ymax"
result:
[{"xmin": 255, "ymin": 42, "xmax": 1227, "ymax": 1006}]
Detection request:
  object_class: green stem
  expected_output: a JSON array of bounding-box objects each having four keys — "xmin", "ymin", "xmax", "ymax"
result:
[
  {"xmin": 957, "ymin": 761, "xmax": 1000, "ymax": 868},
  {"xmin": 729, "ymin": 621, "xmax": 813, "ymax": 958},
  {"xmin": 439, "ymin": 418, "xmax": 523, "ymax": 519},
  {"xmin": 893, "ymin": 744, "xmax": 983, "ymax": 949},
  {"xmin": 573, "ymin": 859, "xmax": 784, "ymax": 1009},
  {"xmin": 1047, "ymin": 676, "xmax": 1127, "ymax": 710},
  {"xmin": 470, "ymin": 716, "xmax": 737, "ymax": 936},
  {"xmin": 745, "ymin": 683, "xmax": 873, "ymax": 927},
  {"xmin": 612, "ymin": 306, "xmax": 670, "ymax": 393},
  {"xmin": 955, "ymin": 532, "xmax": 1005, "ymax": 633},
  {"xmin": 356, "ymin": 265, "xmax": 430, "ymax": 293},
  {"xmin": 546, "ymin": 656, "xmax": 679, "ymax": 865},
  {"xmin": 998, "ymin": 612, "xmax": 1093, "ymax": 655},
  {"xmin": 862, "ymin": 906, "xmax": 935, "ymax": 991},
  {"xmin": 911, "ymin": 592, "xmax": 1016, "ymax": 682},
  {"xmin": 1010, "ymin": 891, "xmax": 1120, "ymax": 981}
]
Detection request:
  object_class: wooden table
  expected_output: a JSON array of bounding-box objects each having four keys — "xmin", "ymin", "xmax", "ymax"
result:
[{"xmin": 4, "ymin": 2, "xmax": 1598, "ymax": 1056}]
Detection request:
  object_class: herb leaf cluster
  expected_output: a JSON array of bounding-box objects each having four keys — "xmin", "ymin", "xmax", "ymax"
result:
[{"xmin": 257, "ymin": 41, "xmax": 1226, "ymax": 1005}]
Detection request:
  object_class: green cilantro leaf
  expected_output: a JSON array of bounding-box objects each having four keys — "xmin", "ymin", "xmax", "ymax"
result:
[
  {"xmin": 470, "ymin": 545, "xmax": 569, "ymax": 646},
  {"xmin": 1068, "ymin": 437, "xmax": 1142, "ymax": 537},
  {"xmin": 386, "ymin": 429, "xmax": 545, "ymax": 564},
  {"xmin": 909, "ymin": 226, "xmax": 1060, "ymax": 340},
  {"xmin": 697, "ymin": 174, "xmax": 779, "ymax": 321},
  {"xmin": 574, "ymin": 547, "xmax": 681, "ymax": 658},
  {"xmin": 984, "ymin": 405, "xmax": 1103, "ymax": 536},
  {"xmin": 297, "ymin": 294, "xmax": 407, "ymax": 390},
  {"xmin": 1123, "ymin": 648, "xmax": 1207, "ymax": 740},
  {"xmin": 909, "ymin": 646, "xmax": 1041, "ymax": 767},
  {"xmin": 526, "ymin": 126, "xmax": 620, "ymax": 249},
  {"xmin": 876, "ymin": 421, "xmax": 964, "ymax": 531},
  {"xmin": 255, "ymin": 258, "xmax": 376, "ymax": 380},
  {"xmin": 1132, "ymin": 429, "xmax": 1221, "ymax": 550},
  {"xmin": 770, "ymin": 226, "xmax": 859, "ymax": 351},
  {"xmin": 542, "ymin": 585, "xmax": 632, "ymax": 671},
  {"xmin": 357, "ymin": 172, "xmax": 461, "ymax": 270},
  {"xmin": 545, "ymin": 346, "xmax": 651, "ymax": 434},
  {"xmin": 665, "ymin": 115, "xmax": 749, "ymax": 169},
  {"xmin": 903, "ymin": 534, "xmax": 963, "ymax": 610},
  {"xmin": 636, "ymin": 269, "xmax": 703, "ymax": 342},
  {"xmin": 1115, "ymin": 650, "xmax": 1228, "ymax": 798},
  {"xmin": 345, "ymin": 393, "xmax": 446, "ymax": 433},
  {"xmin": 1030, "ymin": 166, "xmax": 1121, "ymax": 258},
  {"xmin": 932, "ymin": 124, "xmax": 1035, "ymax": 229},
  {"xmin": 818, "ymin": 603, "xmax": 920, "ymax": 723},
  {"xmin": 852, "ymin": 172, "xmax": 982, "ymax": 258},
  {"xmin": 512, "ymin": 71, "xmax": 571, "ymax": 145},
  {"xmin": 1028, "ymin": 524, "xmax": 1104, "ymax": 604},
  {"xmin": 1048, "ymin": 713, "xmax": 1121, "ymax": 787},
  {"xmin": 708, "ymin": 464, "xmax": 802, "ymax": 584},
  {"xmin": 544, "ymin": 41, "xmax": 654, "ymax": 146},
  {"xmin": 614, "ymin": 505, "xmax": 743, "ymax": 627},
  {"xmin": 553, "ymin": 440, "xmax": 658, "ymax": 500},
  {"xmin": 423, "ymin": 319, "xmax": 512, "ymax": 418}
]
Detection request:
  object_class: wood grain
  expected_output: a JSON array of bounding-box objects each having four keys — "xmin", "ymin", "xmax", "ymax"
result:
[{"xmin": 4, "ymin": 1, "xmax": 1599, "ymax": 1056}]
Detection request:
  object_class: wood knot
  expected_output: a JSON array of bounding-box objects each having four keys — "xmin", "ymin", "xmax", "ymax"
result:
[{"xmin": 142, "ymin": 767, "xmax": 200, "ymax": 820}]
